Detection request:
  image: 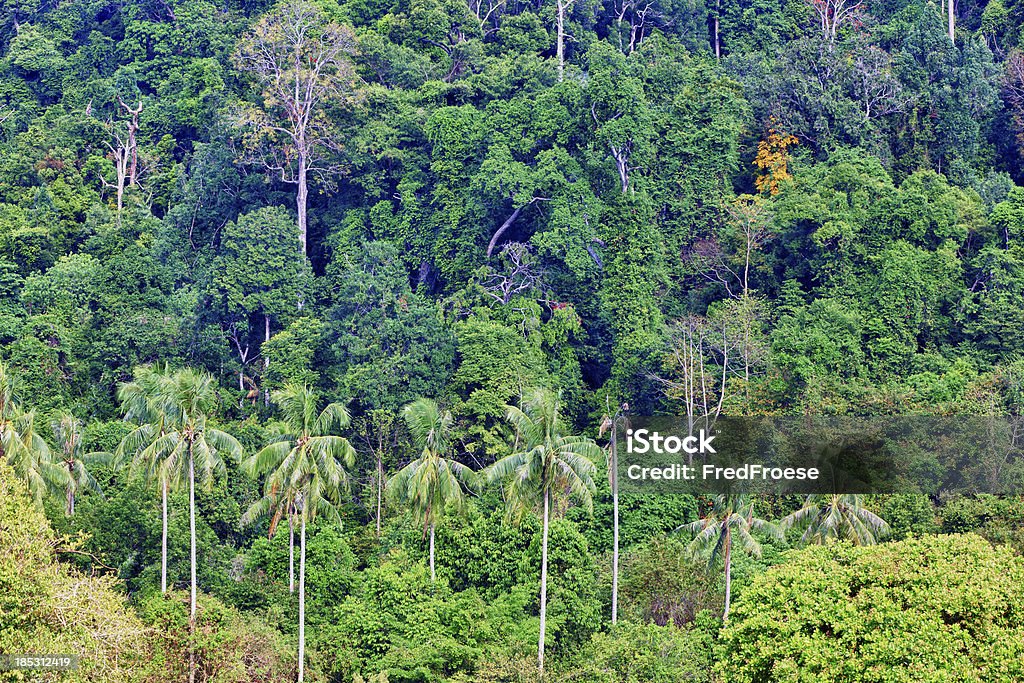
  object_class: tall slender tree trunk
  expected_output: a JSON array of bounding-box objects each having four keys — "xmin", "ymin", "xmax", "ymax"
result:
[
  {"xmin": 948, "ymin": 0, "xmax": 955, "ymax": 44},
  {"xmin": 189, "ymin": 451, "xmax": 197, "ymax": 683},
  {"xmin": 555, "ymin": 0, "xmax": 567, "ymax": 81},
  {"xmin": 429, "ymin": 522, "xmax": 436, "ymax": 582},
  {"xmin": 723, "ymin": 527, "xmax": 732, "ymax": 622},
  {"xmin": 713, "ymin": 11, "xmax": 720, "ymax": 59},
  {"xmin": 161, "ymin": 479, "xmax": 168, "ymax": 594},
  {"xmin": 66, "ymin": 484, "xmax": 74, "ymax": 516},
  {"xmin": 289, "ymin": 514, "xmax": 295, "ymax": 594},
  {"xmin": 264, "ymin": 314, "xmax": 271, "ymax": 407},
  {"xmin": 297, "ymin": 154, "xmax": 308, "ymax": 257},
  {"xmin": 115, "ymin": 157, "xmax": 126, "ymax": 223},
  {"xmin": 611, "ymin": 421, "xmax": 619, "ymax": 625},
  {"xmin": 298, "ymin": 514, "xmax": 306, "ymax": 683},
  {"xmin": 538, "ymin": 489, "xmax": 550, "ymax": 676},
  {"xmin": 376, "ymin": 456, "xmax": 383, "ymax": 537}
]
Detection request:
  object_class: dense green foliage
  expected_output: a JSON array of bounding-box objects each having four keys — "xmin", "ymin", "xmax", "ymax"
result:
[
  {"xmin": 3, "ymin": 0, "xmax": 1024, "ymax": 680},
  {"xmin": 718, "ymin": 534, "xmax": 1024, "ymax": 682}
]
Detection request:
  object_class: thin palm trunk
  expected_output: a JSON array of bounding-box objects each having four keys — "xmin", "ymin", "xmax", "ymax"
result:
[
  {"xmin": 189, "ymin": 451, "xmax": 197, "ymax": 683},
  {"xmin": 376, "ymin": 456, "xmax": 383, "ymax": 537},
  {"xmin": 611, "ymin": 424, "xmax": 619, "ymax": 625},
  {"xmin": 264, "ymin": 314, "xmax": 271, "ymax": 407},
  {"xmin": 298, "ymin": 514, "xmax": 306, "ymax": 683},
  {"xmin": 723, "ymin": 526, "xmax": 732, "ymax": 622},
  {"xmin": 538, "ymin": 489, "xmax": 550, "ymax": 676},
  {"xmin": 161, "ymin": 479, "xmax": 168, "ymax": 593},
  {"xmin": 64, "ymin": 457, "xmax": 75, "ymax": 516},
  {"xmin": 289, "ymin": 514, "xmax": 295, "ymax": 593},
  {"xmin": 429, "ymin": 522, "xmax": 436, "ymax": 582}
]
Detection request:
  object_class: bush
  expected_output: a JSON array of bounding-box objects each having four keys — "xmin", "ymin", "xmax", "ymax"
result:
[
  {"xmin": 316, "ymin": 549, "xmax": 490, "ymax": 682},
  {"xmin": 717, "ymin": 534, "xmax": 1024, "ymax": 682},
  {"xmin": 0, "ymin": 462, "xmax": 149, "ymax": 682},
  {"xmin": 555, "ymin": 619, "xmax": 716, "ymax": 683},
  {"xmin": 877, "ymin": 494, "xmax": 938, "ymax": 540},
  {"xmin": 135, "ymin": 591, "xmax": 298, "ymax": 683},
  {"xmin": 940, "ymin": 494, "xmax": 1024, "ymax": 551},
  {"xmin": 618, "ymin": 536, "xmax": 722, "ymax": 626}
]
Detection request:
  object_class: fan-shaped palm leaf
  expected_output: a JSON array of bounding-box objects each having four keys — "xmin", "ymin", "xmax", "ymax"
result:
[{"xmin": 781, "ymin": 494, "xmax": 889, "ymax": 546}]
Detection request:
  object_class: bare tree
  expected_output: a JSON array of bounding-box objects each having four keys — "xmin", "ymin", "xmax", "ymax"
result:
[
  {"xmin": 486, "ymin": 196, "xmax": 550, "ymax": 257},
  {"xmin": 359, "ymin": 410, "xmax": 398, "ymax": 538},
  {"xmin": 467, "ymin": 0, "xmax": 506, "ymax": 36},
  {"xmin": 654, "ymin": 299, "xmax": 767, "ymax": 423},
  {"xmin": 675, "ymin": 196, "xmax": 773, "ymax": 411},
  {"xmin": 233, "ymin": 0, "xmax": 359, "ymax": 256},
  {"xmin": 719, "ymin": 198, "xmax": 772, "ymax": 398},
  {"xmin": 724, "ymin": 196, "xmax": 774, "ymax": 298},
  {"xmin": 852, "ymin": 46, "xmax": 908, "ymax": 122},
  {"xmin": 481, "ymin": 242, "xmax": 545, "ymax": 304},
  {"xmin": 225, "ymin": 320, "xmax": 254, "ymax": 392},
  {"xmin": 654, "ymin": 315, "xmax": 737, "ymax": 440},
  {"xmin": 612, "ymin": 0, "xmax": 663, "ymax": 54},
  {"xmin": 98, "ymin": 97, "xmax": 143, "ymax": 221},
  {"xmin": 687, "ymin": 195, "xmax": 774, "ymax": 299},
  {"xmin": 609, "ymin": 139, "xmax": 632, "ymax": 193},
  {"xmin": 804, "ymin": 0, "xmax": 863, "ymax": 43}
]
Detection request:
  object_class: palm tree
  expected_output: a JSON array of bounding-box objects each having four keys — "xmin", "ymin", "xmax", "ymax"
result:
[
  {"xmin": 389, "ymin": 397, "xmax": 476, "ymax": 582},
  {"xmin": 4, "ymin": 409, "xmax": 65, "ymax": 506},
  {"xmin": 599, "ymin": 401, "xmax": 627, "ymax": 625},
  {"xmin": 682, "ymin": 494, "xmax": 780, "ymax": 622},
  {"xmin": 116, "ymin": 363, "xmax": 182, "ymax": 594},
  {"xmin": 484, "ymin": 388, "xmax": 600, "ymax": 677},
  {"xmin": 780, "ymin": 494, "xmax": 889, "ymax": 546},
  {"xmin": 159, "ymin": 369, "xmax": 242, "ymax": 683},
  {"xmin": 163, "ymin": 370, "xmax": 242, "ymax": 619},
  {"xmin": 244, "ymin": 383, "xmax": 356, "ymax": 683},
  {"xmin": 0, "ymin": 362, "xmax": 65, "ymax": 507},
  {"xmin": 118, "ymin": 367, "xmax": 240, "ymax": 683},
  {"xmin": 51, "ymin": 411, "xmax": 110, "ymax": 516}
]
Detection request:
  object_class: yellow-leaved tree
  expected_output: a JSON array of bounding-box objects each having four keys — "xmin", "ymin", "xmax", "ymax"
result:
[{"xmin": 753, "ymin": 119, "xmax": 798, "ymax": 196}]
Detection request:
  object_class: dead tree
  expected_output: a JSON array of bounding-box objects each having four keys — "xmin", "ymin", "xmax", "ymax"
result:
[
  {"xmin": 804, "ymin": 0, "xmax": 863, "ymax": 43},
  {"xmin": 468, "ymin": 0, "xmax": 506, "ymax": 36},
  {"xmin": 486, "ymin": 196, "xmax": 549, "ymax": 257},
  {"xmin": 101, "ymin": 97, "xmax": 142, "ymax": 220},
  {"xmin": 481, "ymin": 242, "xmax": 544, "ymax": 304}
]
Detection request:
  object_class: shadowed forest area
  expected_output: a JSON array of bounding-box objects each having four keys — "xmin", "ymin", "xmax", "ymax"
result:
[{"xmin": 4, "ymin": 0, "xmax": 1024, "ymax": 680}]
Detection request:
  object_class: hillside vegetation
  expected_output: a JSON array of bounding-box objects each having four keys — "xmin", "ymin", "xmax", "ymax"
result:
[{"xmin": 3, "ymin": 0, "xmax": 1024, "ymax": 680}]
